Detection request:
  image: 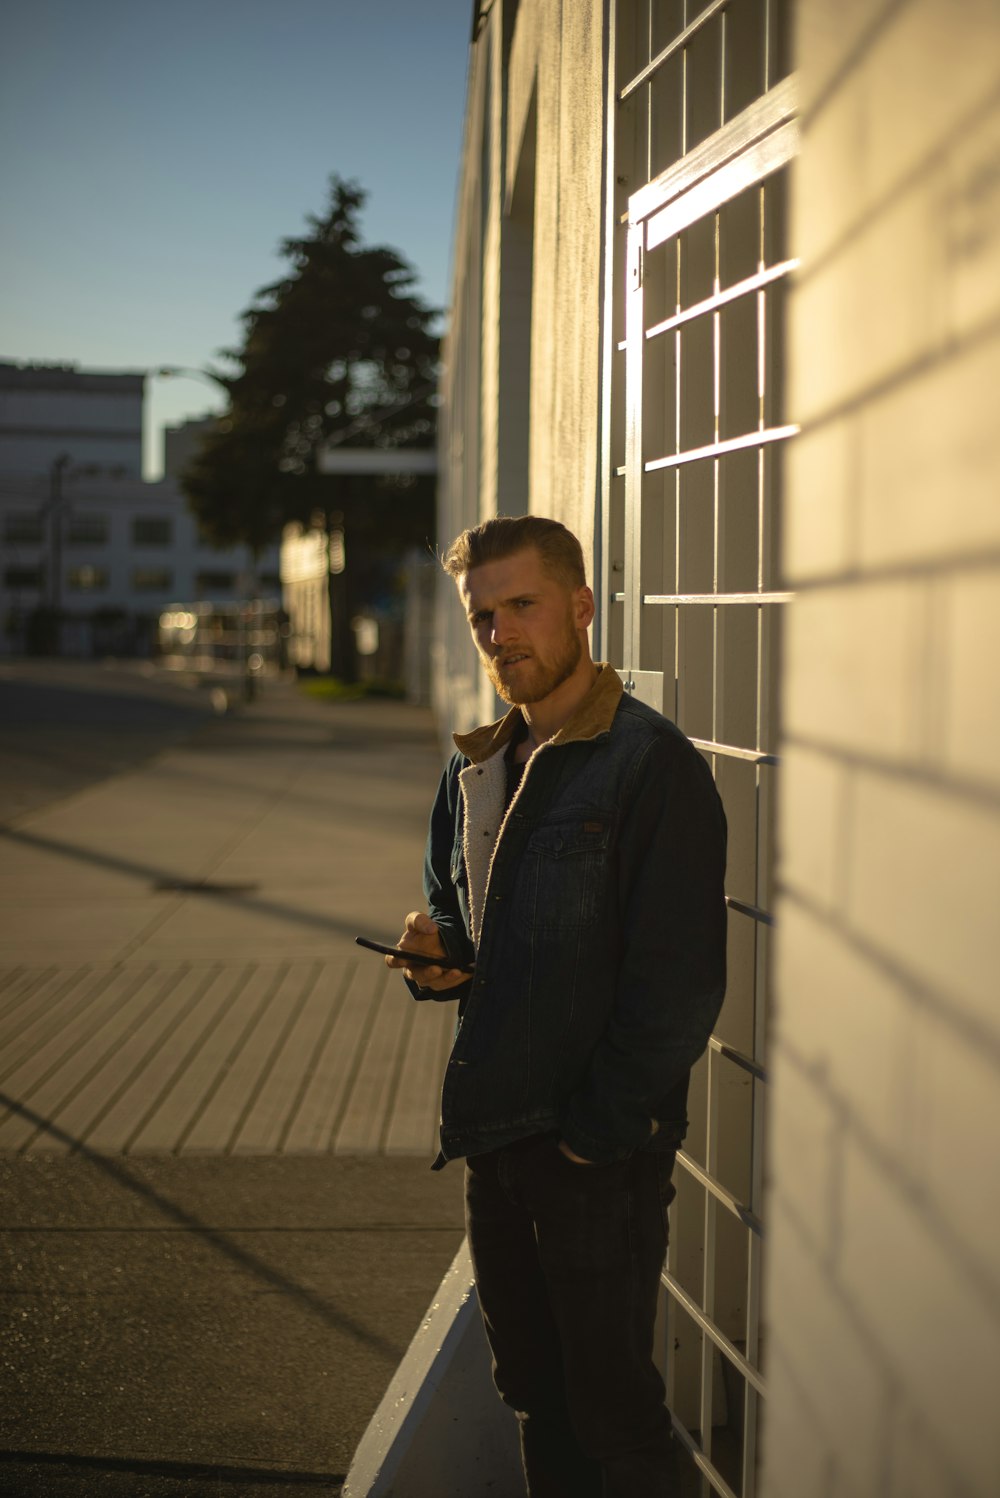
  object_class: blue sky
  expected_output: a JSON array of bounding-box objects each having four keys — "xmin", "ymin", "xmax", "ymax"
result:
[{"xmin": 0, "ymin": 0, "xmax": 470, "ymax": 477}]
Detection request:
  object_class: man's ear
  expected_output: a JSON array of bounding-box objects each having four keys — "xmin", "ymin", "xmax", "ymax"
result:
[{"xmin": 575, "ymin": 586, "xmax": 596, "ymax": 630}]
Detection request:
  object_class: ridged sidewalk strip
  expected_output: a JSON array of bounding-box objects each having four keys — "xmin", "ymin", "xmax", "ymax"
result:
[{"xmin": 0, "ymin": 684, "xmax": 453, "ymax": 1162}]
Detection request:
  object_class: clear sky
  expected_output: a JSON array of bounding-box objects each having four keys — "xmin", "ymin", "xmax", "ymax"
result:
[{"xmin": 0, "ymin": 0, "xmax": 471, "ymax": 478}]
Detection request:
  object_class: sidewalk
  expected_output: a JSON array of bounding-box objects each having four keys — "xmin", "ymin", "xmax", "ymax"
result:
[{"xmin": 0, "ymin": 676, "xmax": 466, "ymax": 1496}]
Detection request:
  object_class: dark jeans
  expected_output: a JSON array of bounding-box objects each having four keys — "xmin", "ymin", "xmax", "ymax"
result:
[{"xmin": 465, "ymin": 1135, "xmax": 677, "ymax": 1498}]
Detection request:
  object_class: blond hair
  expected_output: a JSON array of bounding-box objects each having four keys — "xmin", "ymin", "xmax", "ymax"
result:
[{"xmin": 441, "ymin": 516, "xmax": 586, "ymax": 590}]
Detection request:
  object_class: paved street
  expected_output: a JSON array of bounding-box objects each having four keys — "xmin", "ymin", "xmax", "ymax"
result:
[
  {"xmin": 0, "ymin": 659, "xmax": 219, "ymax": 824},
  {"xmin": 0, "ymin": 663, "xmax": 466, "ymax": 1497}
]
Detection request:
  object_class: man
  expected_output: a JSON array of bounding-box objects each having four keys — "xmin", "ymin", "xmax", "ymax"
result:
[{"xmin": 388, "ymin": 515, "xmax": 727, "ymax": 1497}]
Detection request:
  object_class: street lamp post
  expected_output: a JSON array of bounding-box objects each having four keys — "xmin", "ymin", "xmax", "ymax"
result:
[
  {"xmin": 46, "ymin": 452, "xmax": 71, "ymax": 613},
  {"xmin": 36, "ymin": 455, "xmax": 126, "ymax": 654}
]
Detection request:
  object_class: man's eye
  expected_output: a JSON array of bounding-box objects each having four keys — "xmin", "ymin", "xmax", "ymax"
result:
[{"xmin": 472, "ymin": 612, "xmax": 491, "ymax": 626}]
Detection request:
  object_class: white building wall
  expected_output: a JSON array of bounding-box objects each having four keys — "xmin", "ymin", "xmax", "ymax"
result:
[
  {"xmin": 0, "ymin": 365, "xmax": 144, "ymax": 478},
  {"xmin": 0, "ymin": 472, "xmax": 278, "ymax": 652},
  {"xmin": 762, "ymin": 4, "xmax": 1000, "ymax": 1496}
]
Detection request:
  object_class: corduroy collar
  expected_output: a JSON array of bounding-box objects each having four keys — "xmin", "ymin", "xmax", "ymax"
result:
[{"xmin": 453, "ymin": 663, "xmax": 624, "ymax": 765}]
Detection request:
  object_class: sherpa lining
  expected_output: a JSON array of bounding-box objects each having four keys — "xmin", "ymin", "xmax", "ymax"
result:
[{"xmin": 453, "ymin": 664, "xmax": 624, "ymax": 946}]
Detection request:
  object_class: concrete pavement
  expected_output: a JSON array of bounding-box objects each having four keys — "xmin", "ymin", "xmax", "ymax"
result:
[{"xmin": 0, "ymin": 665, "xmax": 466, "ymax": 1496}]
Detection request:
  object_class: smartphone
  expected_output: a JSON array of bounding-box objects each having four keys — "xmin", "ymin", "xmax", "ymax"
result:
[{"xmin": 355, "ymin": 936, "xmax": 475, "ymax": 973}]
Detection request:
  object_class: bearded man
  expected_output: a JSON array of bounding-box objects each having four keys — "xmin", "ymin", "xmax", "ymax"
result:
[{"xmin": 388, "ymin": 515, "xmax": 727, "ymax": 1498}]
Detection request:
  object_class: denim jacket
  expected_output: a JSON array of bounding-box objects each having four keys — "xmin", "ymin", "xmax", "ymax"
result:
[{"xmin": 417, "ymin": 664, "xmax": 728, "ymax": 1165}]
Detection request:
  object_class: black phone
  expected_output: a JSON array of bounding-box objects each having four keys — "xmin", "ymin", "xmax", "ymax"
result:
[{"xmin": 355, "ymin": 936, "xmax": 475, "ymax": 973}]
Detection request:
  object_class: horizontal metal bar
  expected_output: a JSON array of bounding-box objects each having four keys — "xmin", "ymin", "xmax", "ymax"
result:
[
  {"xmin": 611, "ymin": 589, "xmax": 790, "ymax": 608},
  {"xmin": 628, "ymin": 76, "xmax": 798, "ymax": 228},
  {"xmin": 726, "ymin": 895, "xmax": 775, "ymax": 927},
  {"xmin": 646, "ymin": 118, "xmax": 799, "ymax": 248},
  {"xmin": 675, "ymin": 1149, "xmax": 763, "ymax": 1236},
  {"xmin": 689, "ymin": 735, "xmax": 779, "ymax": 766},
  {"xmin": 668, "ymin": 1417, "xmax": 741, "ymax": 1498},
  {"xmin": 619, "ymin": 0, "xmax": 731, "ymax": 103},
  {"xmin": 646, "ymin": 258, "xmax": 799, "ymax": 342},
  {"xmin": 642, "ymin": 590, "xmax": 793, "ymax": 605},
  {"xmin": 645, "ymin": 423, "xmax": 799, "ymax": 474},
  {"xmin": 709, "ymin": 1034, "xmax": 767, "ymax": 1083},
  {"xmin": 661, "ymin": 1268, "xmax": 767, "ymax": 1396}
]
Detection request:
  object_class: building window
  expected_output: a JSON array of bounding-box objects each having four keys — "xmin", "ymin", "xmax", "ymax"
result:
[
  {"xmin": 195, "ymin": 570, "xmax": 235, "ymax": 594},
  {"xmin": 67, "ymin": 566, "xmax": 109, "ymax": 592},
  {"xmin": 68, "ymin": 514, "xmax": 109, "ymax": 546},
  {"xmin": 133, "ymin": 568, "xmax": 174, "ymax": 592},
  {"xmin": 132, "ymin": 516, "xmax": 172, "ymax": 546},
  {"xmin": 3, "ymin": 513, "xmax": 44, "ymax": 545},
  {"xmin": 4, "ymin": 565, "xmax": 44, "ymax": 590}
]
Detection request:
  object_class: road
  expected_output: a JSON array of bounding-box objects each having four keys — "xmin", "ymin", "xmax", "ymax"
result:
[{"xmin": 0, "ymin": 659, "xmax": 221, "ymax": 824}]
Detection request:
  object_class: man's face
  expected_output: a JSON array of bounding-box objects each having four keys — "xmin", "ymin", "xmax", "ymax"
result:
[{"xmin": 458, "ymin": 547, "xmax": 594, "ymax": 706}]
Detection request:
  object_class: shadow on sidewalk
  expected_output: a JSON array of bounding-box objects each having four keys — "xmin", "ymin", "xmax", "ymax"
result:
[
  {"xmin": 0, "ymin": 1096, "xmax": 404, "ymax": 1359},
  {"xmin": 0, "ymin": 1100, "xmax": 465, "ymax": 1497},
  {"xmin": 0, "ymin": 826, "xmax": 379, "ymax": 943}
]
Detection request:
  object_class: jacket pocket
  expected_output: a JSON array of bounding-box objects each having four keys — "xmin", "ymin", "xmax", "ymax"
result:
[{"xmin": 514, "ymin": 813, "xmax": 610, "ymax": 933}]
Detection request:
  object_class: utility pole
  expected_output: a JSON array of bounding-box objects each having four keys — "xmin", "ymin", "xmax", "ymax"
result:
[{"xmin": 46, "ymin": 452, "xmax": 71, "ymax": 615}]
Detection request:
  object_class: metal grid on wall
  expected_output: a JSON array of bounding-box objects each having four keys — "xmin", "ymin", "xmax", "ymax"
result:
[{"xmin": 602, "ymin": 4, "xmax": 795, "ymax": 1495}]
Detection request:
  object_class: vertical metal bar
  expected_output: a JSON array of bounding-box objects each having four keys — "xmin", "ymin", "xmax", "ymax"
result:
[
  {"xmin": 597, "ymin": 0, "xmax": 619, "ymax": 664},
  {"xmin": 742, "ymin": 1085, "xmax": 765, "ymax": 1496},
  {"xmin": 720, "ymin": 0, "xmax": 727, "ymax": 126},
  {"xmin": 624, "ymin": 220, "xmax": 646, "ymax": 679},
  {"xmin": 700, "ymin": 1042, "xmax": 720, "ymax": 1492},
  {"xmin": 670, "ymin": 229, "xmax": 682, "ymax": 724},
  {"xmin": 712, "ymin": 209, "xmax": 721, "ymax": 750},
  {"xmin": 746, "ymin": 168, "xmax": 773, "ymax": 1498},
  {"xmin": 645, "ymin": 0, "xmax": 654, "ymax": 183},
  {"xmin": 681, "ymin": 0, "xmax": 689, "ymax": 158}
]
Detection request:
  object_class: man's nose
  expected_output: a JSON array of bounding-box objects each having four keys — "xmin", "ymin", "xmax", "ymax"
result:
[{"xmin": 490, "ymin": 610, "xmax": 516, "ymax": 647}]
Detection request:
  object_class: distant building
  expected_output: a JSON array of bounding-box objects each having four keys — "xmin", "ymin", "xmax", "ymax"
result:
[
  {"xmin": 0, "ymin": 362, "xmax": 279, "ymax": 657},
  {"xmin": 162, "ymin": 413, "xmax": 218, "ymax": 481},
  {"xmin": 0, "ymin": 361, "xmax": 144, "ymax": 477}
]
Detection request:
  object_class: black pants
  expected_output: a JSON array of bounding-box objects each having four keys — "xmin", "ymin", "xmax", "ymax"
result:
[{"xmin": 465, "ymin": 1135, "xmax": 677, "ymax": 1498}]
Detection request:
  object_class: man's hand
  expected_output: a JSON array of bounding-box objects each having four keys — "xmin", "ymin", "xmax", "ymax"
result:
[{"xmin": 386, "ymin": 911, "xmax": 471, "ymax": 992}]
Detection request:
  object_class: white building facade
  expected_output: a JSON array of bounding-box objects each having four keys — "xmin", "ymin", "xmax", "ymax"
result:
[
  {"xmin": 436, "ymin": 3, "xmax": 1000, "ymax": 1496},
  {"xmin": 0, "ymin": 361, "xmax": 144, "ymax": 478},
  {"xmin": 0, "ymin": 364, "xmax": 279, "ymax": 655}
]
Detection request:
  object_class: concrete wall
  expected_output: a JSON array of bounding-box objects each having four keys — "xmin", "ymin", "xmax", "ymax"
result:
[
  {"xmin": 762, "ymin": 3, "xmax": 1000, "ymax": 1495},
  {"xmin": 435, "ymin": 0, "xmax": 607, "ymax": 739}
]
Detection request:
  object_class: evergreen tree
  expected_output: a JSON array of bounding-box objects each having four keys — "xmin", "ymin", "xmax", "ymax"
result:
[{"xmin": 182, "ymin": 175, "xmax": 439, "ymax": 556}]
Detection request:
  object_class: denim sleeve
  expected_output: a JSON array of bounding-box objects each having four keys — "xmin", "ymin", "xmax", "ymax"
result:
[
  {"xmin": 403, "ymin": 753, "xmax": 475, "ymax": 1005},
  {"xmin": 560, "ymin": 733, "xmax": 728, "ymax": 1162}
]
